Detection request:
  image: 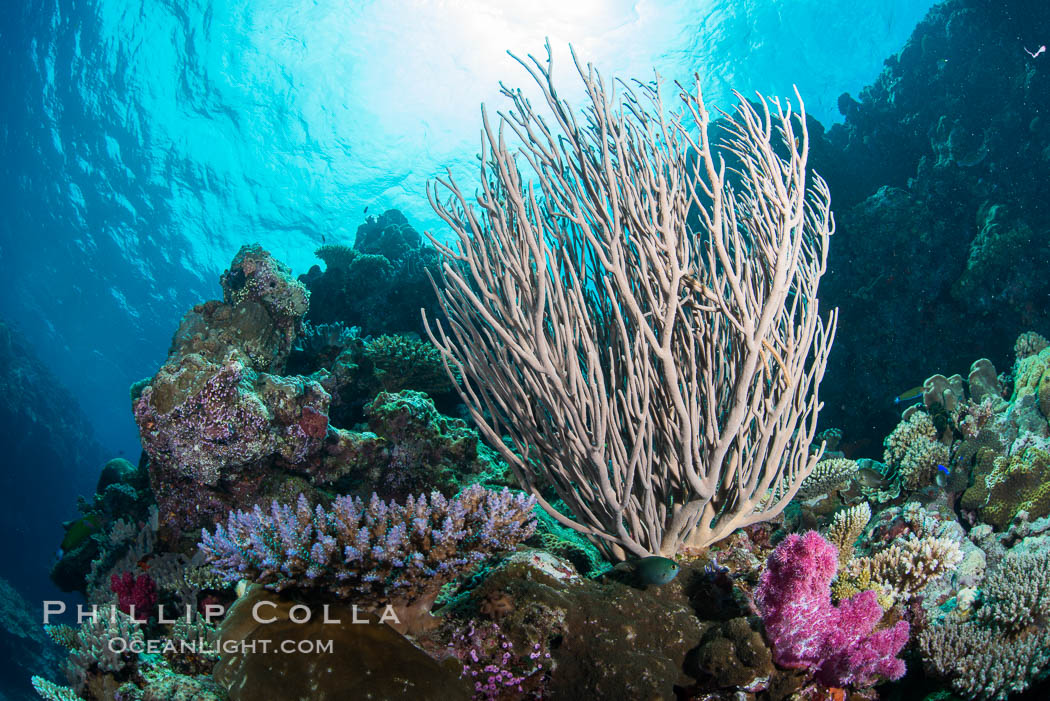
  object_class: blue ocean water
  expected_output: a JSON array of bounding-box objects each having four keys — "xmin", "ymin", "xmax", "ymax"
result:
[{"xmin": 0, "ymin": 0, "xmax": 934, "ymax": 462}]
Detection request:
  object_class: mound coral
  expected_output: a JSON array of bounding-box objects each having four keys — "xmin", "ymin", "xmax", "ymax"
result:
[
  {"xmin": 756, "ymin": 530, "xmax": 909, "ymax": 689},
  {"xmin": 962, "ymin": 447, "xmax": 1050, "ymax": 529}
]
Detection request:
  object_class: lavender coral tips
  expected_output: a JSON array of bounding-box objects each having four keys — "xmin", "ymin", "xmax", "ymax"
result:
[
  {"xmin": 756, "ymin": 530, "xmax": 909, "ymax": 689},
  {"xmin": 199, "ymin": 486, "xmax": 536, "ymax": 602}
]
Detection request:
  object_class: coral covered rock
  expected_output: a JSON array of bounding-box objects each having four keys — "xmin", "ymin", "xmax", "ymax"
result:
[
  {"xmin": 961, "ymin": 446, "xmax": 1050, "ymax": 529},
  {"xmin": 300, "ymin": 210, "xmax": 442, "ymax": 337},
  {"xmin": 214, "ymin": 587, "xmax": 471, "ymax": 700}
]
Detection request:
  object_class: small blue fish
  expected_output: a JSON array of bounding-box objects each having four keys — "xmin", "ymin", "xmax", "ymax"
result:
[{"xmin": 935, "ymin": 464, "xmax": 951, "ymax": 488}]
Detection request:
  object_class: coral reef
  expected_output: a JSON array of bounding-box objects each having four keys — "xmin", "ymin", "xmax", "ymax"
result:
[
  {"xmin": 920, "ymin": 545, "xmax": 1050, "ymax": 699},
  {"xmin": 814, "ymin": 0, "xmax": 1050, "ymax": 445},
  {"xmin": 300, "ymin": 210, "xmax": 442, "ymax": 337},
  {"xmin": 883, "ymin": 411, "xmax": 950, "ymax": 490}
]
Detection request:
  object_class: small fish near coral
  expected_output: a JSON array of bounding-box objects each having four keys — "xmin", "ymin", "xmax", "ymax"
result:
[{"xmin": 607, "ymin": 555, "xmax": 681, "ymax": 587}]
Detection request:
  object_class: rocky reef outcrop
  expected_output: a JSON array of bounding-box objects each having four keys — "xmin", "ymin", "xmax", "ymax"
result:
[{"xmin": 813, "ymin": 0, "xmax": 1050, "ymax": 445}]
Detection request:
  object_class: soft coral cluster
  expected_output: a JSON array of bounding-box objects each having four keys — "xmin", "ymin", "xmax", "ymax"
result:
[{"xmin": 755, "ymin": 530, "xmax": 909, "ymax": 689}]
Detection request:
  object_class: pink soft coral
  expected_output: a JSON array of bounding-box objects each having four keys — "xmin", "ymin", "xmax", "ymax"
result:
[
  {"xmin": 110, "ymin": 571, "xmax": 158, "ymax": 622},
  {"xmin": 756, "ymin": 530, "xmax": 909, "ymax": 688}
]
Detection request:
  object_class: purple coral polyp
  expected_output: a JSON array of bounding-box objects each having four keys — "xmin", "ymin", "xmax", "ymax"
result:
[{"xmin": 199, "ymin": 485, "xmax": 537, "ymax": 602}]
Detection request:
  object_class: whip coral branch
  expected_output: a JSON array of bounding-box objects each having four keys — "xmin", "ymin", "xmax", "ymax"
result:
[{"xmin": 424, "ymin": 41, "xmax": 836, "ymax": 559}]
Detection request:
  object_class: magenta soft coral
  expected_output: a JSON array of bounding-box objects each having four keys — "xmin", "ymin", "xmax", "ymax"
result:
[
  {"xmin": 110, "ymin": 571, "xmax": 158, "ymax": 622},
  {"xmin": 755, "ymin": 530, "xmax": 909, "ymax": 689}
]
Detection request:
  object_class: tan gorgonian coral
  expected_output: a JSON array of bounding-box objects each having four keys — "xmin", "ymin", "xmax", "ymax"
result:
[
  {"xmin": 883, "ymin": 412, "xmax": 949, "ymax": 490},
  {"xmin": 424, "ymin": 42, "xmax": 837, "ymax": 558},
  {"xmin": 826, "ymin": 502, "xmax": 871, "ymax": 566},
  {"xmin": 796, "ymin": 458, "xmax": 859, "ymax": 500},
  {"xmin": 842, "ymin": 535, "xmax": 963, "ymax": 605}
]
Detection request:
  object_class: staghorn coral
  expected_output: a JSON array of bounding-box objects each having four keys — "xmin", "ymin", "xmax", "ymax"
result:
[
  {"xmin": 883, "ymin": 411, "xmax": 950, "ymax": 490},
  {"xmin": 31, "ymin": 677, "xmax": 83, "ymax": 701},
  {"xmin": 795, "ymin": 458, "xmax": 859, "ymax": 500},
  {"xmin": 60, "ymin": 609, "xmax": 144, "ymax": 696},
  {"xmin": 975, "ymin": 548, "xmax": 1050, "ymax": 633},
  {"xmin": 200, "ymin": 485, "xmax": 536, "ymax": 617},
  {"xmin": 755, "ymin": 531, "xmax": 909, "ymax": 688},
  {"xmin": 826, "ymin": 502, "xmax": 872, "ymax": 566}
]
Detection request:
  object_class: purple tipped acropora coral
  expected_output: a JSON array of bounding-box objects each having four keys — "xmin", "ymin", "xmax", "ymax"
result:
[{"xmin": 199, "ymin": 485, "xmax": 536, "ymax": 604}]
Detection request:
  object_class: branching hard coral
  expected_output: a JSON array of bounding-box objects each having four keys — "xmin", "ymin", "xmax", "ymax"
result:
[
  {"xmin": 45, "ymin": 624, "xmax": 79, "ymax": 651},
  {"xmin": 826, "ymin": 502, "xmax": 871, "ymax": 566},
  {"xmin": 60, "ymin": 609, "xmax": 143, "ymax": 695},
  {"xmin": 31, "ymin": 677, "xmax": 83, "ymax": 701},
  {"xmin": 199, "ymin": 485, "xmax": 536, "ymax": 608},
  {"xmin": 842, "ymin": 535, "xmax": 963, "ymax": 605},
  {"xmin": 921, "ymin": 623, "xmax": 1050, "ymax": 701},
  {"xmin": 919, "ymin": 547, "xmax": 1050, "ymax": 700},
  {"xmin": 756, "ymin": 531, "xmax": 909, "ymax": 688},
  {"xmin": 796, "ymin": 458, "xmax": 859, "ymax": 501},
  {"xmin": 975, "ymin": 548, "xmax": 1050, "ymax": 632},
  {"xmin": 883, "ymin": 411, "xmax": 950, "ymax": 490}
]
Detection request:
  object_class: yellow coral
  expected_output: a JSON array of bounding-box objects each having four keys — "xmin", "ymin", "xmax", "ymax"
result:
[
  {"xmin": 965, "ymin": 447, "xmax": 1050, "ymax": 529},
  {"xmin": 1012, "ymin": 345, "xmax": 1050, "ymax": 418},
  {"xmin": 826, "ymin": 502, "xmax": 872, "ymax": 566}
]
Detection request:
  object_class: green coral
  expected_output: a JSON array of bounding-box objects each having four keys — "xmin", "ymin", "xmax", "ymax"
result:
[
  {"xmin": 332, "ymin": 390, "xmax": 502, "ymax": 500},
  {"xmin": 1012, "ymin": 345, "xmax": 1050, "ymax": 419},
  {"xmin": 961, "ymin": 447, "xmax": 1050, "ymax": 529},
  {"xmin": 31, "ymin": 677, "xmax": 83, "ymax": 701},
  {"xmin": 363, "ymin": 334, "xmax": 459, "ymax": 396}
]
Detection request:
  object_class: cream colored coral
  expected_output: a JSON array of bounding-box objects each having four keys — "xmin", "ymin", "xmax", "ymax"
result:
[
  {"xmin": 826, "ymin": 502, "xmax": 871, "ymax": 566},
  {"xmin": 844, "ymin": 534, "xmax": 963, "ymax": 605},
  {"xmin": 954, "ymin": 587, "xmax": 977, "ymax": 619},
  {"xmin": 796, "ymin": 458, "xmax": 859, "ymax": 500},
  {"xmin": 883, "ymin": 412, "xmax": 950, "ymax": 490}
]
